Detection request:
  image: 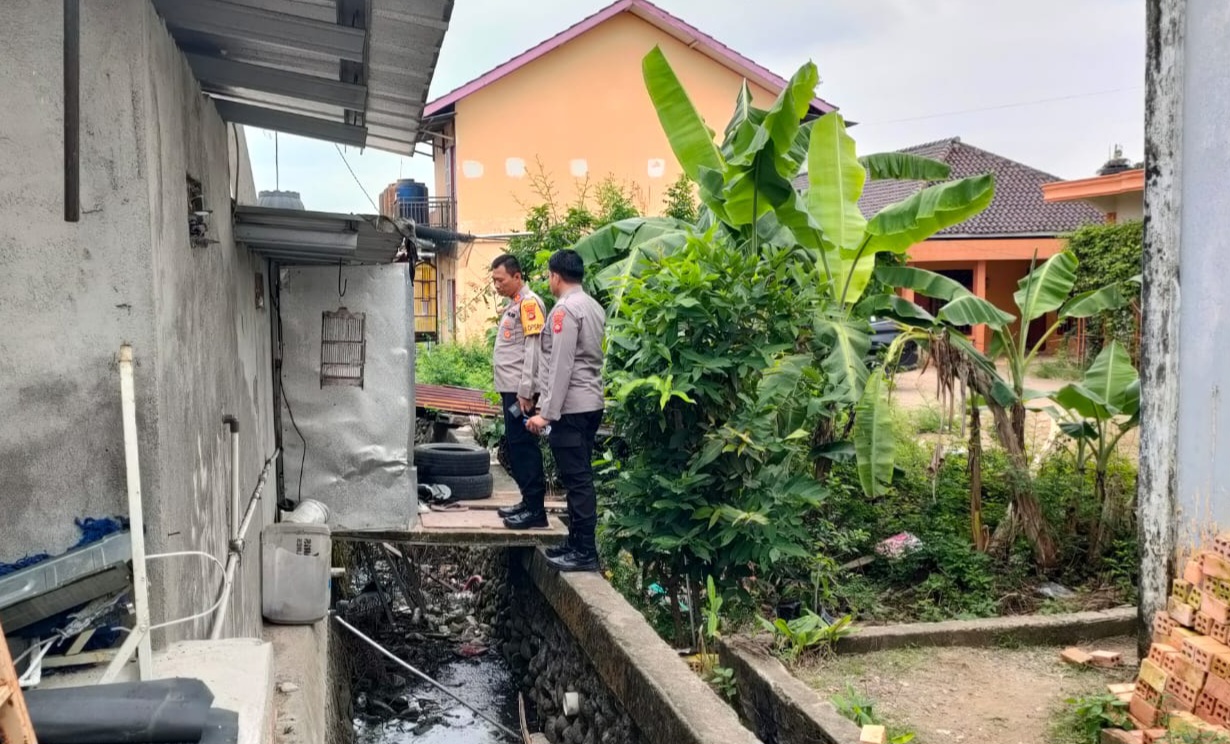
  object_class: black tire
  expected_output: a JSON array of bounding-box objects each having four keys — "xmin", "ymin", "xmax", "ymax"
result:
[
  {"xmin": 415, "ymin": 443, "xmax": 490, "ymax": 478},
  {"xmin": 420, "ymin": 472, "xmax": 494, "ymax": 501}
]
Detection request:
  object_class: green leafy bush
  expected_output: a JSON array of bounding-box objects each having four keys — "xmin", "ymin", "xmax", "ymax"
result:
[
  {"xmin": 1065, "ymin": 221, "xmax": 1142, "ymax": 363},
  {"xmin": 415, "ymin": 340, "xmax": 494, "ymax": 393}
]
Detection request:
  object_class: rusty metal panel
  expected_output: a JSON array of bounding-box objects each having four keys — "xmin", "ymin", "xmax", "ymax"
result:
[
  {"xmin": 414, "ymin": 383, "xmax": 499, "ymax": 417},
  {"xmin": 278, "ymin": 263, "xmax": 415, "ymax": 531}
]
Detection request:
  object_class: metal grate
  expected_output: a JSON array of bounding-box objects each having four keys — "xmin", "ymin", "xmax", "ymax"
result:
[{"xmin": 321, "ymin": 307, "xmax": 366, "ymax": 388}]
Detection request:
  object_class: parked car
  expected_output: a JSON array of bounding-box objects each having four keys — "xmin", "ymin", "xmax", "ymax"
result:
[{"xmin": 868, "ymin": 318, "xmax": 919, "ymax": 370}]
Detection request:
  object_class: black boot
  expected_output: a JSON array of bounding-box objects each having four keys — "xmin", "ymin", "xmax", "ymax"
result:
[
  {"xmin": 502, "ymin": 509, "xmax": 548, "ymax": 530},
  {"xmin": 544, "ymin": 537, "xmax": 573, "ymax": 559},
  {"xmin": 546, "ymin": 548, "xmax": 599, "ymax": 572},
  {"xmin": 497, "ymin": 501, "xmax": 528, "ymax": 518}
]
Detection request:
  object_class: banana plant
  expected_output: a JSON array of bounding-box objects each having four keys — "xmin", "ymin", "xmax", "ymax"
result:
[
  {"xmin": 1046, "ymin": 341, "xmax": 1140, "ymax": 556},
  {"xmin": 577, "ymin": 48, "xmax": 1000, "ymax": 498},
  {"xmin": 872, "ymin": 256, "xmax": 1133, "ymax": 566}
]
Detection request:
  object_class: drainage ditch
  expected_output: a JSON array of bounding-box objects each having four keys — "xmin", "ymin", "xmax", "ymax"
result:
[{"xmin": 333, "ymin": 544, "xmax": 644, "ymax": 744}]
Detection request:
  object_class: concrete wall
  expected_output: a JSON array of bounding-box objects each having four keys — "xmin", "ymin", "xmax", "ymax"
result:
[
  {"xmin": 441, "ymin": 11, "xmax": 781, "ymax": 339},
  {"xmin": 0, "ymin": 0, "xmax": 274, "ymax": 644}
]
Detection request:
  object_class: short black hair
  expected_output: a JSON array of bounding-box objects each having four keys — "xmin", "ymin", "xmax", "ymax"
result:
[
  {"xmin": 490, "ymin": 253, "xmax": 522, "ymax": 276},
  {"xmin": 547, "ymin": 249, "xmax": 584, "ymax": 283}
]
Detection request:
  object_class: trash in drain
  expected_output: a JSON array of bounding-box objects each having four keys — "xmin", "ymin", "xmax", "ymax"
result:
[{"xmin": 353, "ymin": 649, "xmax": 519, "ymax": 744}]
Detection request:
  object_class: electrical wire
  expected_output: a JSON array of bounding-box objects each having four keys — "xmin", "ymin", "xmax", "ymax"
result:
[
  {"xmin": 334, "ymin": 143, "xmax": 380, "ymax": 213},
  {"xmin": 144, "ymin": 550, "xmax": 227, "ymax": 631},
  {"xmin": 271, "ymin": 282, "xmax": 308, "ymax": 503}
]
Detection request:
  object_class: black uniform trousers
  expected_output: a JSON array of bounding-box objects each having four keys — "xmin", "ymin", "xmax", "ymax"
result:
[
  {"xmin": 548, "ymin": 409, "xmax": 603, "ymax": 553},
  {"xmin": 501, "ymin": 392, "xmax": 546, "ymax": 511}
]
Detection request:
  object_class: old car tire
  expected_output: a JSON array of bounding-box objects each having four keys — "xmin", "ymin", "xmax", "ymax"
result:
[
  {"xmin": 415, "ymin": 443, "xmax": 490, "ymax": 478},
  {"xmin": 421, "ymin": 472, "xmax": 494, "ymax": 501}
]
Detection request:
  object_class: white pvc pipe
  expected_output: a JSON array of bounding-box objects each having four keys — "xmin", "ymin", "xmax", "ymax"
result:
[
  {"xmin": 117, "ymin": 344, "xmax": 154, "ymax": 681},
  {"xmin": 208, "ymin": 448, "xmax": 280, "ymax": 640}
]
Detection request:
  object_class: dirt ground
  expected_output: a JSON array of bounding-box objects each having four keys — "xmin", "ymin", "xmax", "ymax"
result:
[
  {"xmin": 888, "ymin": 364, "xmax": 1140, "ymax": 460},
  {"xmin": 794, "ymin": 637, "xmax": 1139, "ymax": 744}
]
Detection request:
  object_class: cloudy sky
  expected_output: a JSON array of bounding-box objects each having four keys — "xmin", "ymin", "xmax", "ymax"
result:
[{"xmin": 247, "ymin": 0, "xmax": 1145, "ymax": 214}]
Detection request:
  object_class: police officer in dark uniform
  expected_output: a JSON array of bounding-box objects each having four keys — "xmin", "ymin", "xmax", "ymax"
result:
[{"xmin": 525, "ymin": 250, "xmax": 605, "ymax": 571}]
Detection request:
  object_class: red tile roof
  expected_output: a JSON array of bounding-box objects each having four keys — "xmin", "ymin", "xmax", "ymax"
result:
[
  {"xmin": 424, "ymin": 0, "xmax": 838, "ymax": 118},
  {"xmin": 794, "ymin": 137, "xmax": 1104, "ymax": 237}
]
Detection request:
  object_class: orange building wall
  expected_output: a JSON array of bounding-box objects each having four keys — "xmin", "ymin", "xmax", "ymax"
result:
[{"xmin": 441, "ymin": 11, "xmax": 782, "ymax": 339}]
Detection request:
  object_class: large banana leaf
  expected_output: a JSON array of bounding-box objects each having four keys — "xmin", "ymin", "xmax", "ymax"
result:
[
  {"xmin": 815, "ymin": 317, "xmax": 870, "ymax": 404},
  {"xmin": 723, "ymin": 151, "xmax": 795, "ymax": 225},
  {"xmin": 1014, "ymin": 251, "xmax": 1078, "ymax": 324},
  {"xmin": 862, "ymin": 174, "xmax": 996, "ymax": 255},
  {"xmin": 572, "ymin": 217, "xmax": 692, "ymax": 314},
  {"xmin": 643, "ymin": 47, "xmax": 723, "ymax": 182},
  {"xmin": 858, "ymin": 294, "xmax": 937, "ymax": 325},
  {"xmin": 759, "ymin": 62, "xmax": 819, "ymax": 177},
  {"xmin": 860, "ymin": 152, "xmax": 951, "ymax": 182},
  {"xmin": 1060, "ymin": 284, "xmax": 1129, "ymax": 319},
  {"xmin": 806, "ymin": 113, "xmax": 866, "ymax": 252},
  {"xmin": 1081, "ymin": 341, "xmax": 1138, "ymax": 412},
  {"xmin": 874, "ymin": 265, "xmax": 969, "ymax": 301},
  {"xmin": 835, "ymin": 248, "xmax": 879, "ymax": 305},
  {"xmin": 854, "ymin": 369, "xmax": 894, "ymax": 496},
  {"xmin": 936, "ymin": 295, "xmax": 1014, "ymax": 330},
  {"xmin": 872, "ymin": 265, "xmax": 1013, "ymax": 329},
  {"xmin": 722, "ymin": 82, "xmax": 770, "ymax": 167}
]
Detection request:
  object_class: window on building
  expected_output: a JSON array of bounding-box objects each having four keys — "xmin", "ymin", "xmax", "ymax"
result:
[
  {"xmin": 320, "ymin": 308, "xmax": 366, "ymax": 388},
  {"xmin": 414, "ymin": 260, "xmax": 439, "ymax": 342}
]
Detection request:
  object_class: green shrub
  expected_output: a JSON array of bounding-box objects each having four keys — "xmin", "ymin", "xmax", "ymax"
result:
[{"xmin": 415, "ymin": 340, "xmax": 494, "ymax": 392}]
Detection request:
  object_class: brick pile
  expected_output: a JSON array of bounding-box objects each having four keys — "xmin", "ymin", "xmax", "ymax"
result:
[{"xmin": 1102, "ymin": 544, "xmax": 1230, "ymax": 743}]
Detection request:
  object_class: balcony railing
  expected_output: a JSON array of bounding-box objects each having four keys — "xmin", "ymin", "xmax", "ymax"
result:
[{"xmin": 392, "ymin": 196, "xmax": 457, "ymax": 235}]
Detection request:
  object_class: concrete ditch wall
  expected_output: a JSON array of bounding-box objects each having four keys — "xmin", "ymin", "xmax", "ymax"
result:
[
  {"xmin": 500, "ymin": 560, "xmax": 642, "ymax": 744},
  {"xmin": 518, "ymin": 550, "xmax": 762, "ymax": 744},
  {"xmin": 719, "ymin": 636, "xmax": 861, "ymax": 744}
]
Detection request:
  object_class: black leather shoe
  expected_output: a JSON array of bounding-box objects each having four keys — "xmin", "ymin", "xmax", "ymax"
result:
[
  {"xmin": 544, "ymin": 541, "xmax": 573, "ymax": 559},
  {"xmin": 546, "ymin": 550, "xmax": 600, "ymax": 572},
  {"xmin": 497, "ymin": 501, "xmax": 528, "ymax": 518},
  {"xmin": 502, "ymin": 509, "xmax": 549, "ymax": 530}
]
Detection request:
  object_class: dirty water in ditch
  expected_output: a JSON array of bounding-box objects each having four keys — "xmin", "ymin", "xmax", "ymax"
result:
[{"xmin": 343, "ymin": 545, "xmax": 527, "ymax": 744}]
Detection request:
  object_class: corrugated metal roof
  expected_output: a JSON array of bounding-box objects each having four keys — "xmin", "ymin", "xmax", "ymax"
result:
[
  {"xmin": 415, "ymin": 384, "xmax": 500, "ymax": 416},
  {"xmin": 152, "ymin": 0, "xmax": 452, "ymax": 155},
  {"xmin": 234, "ymin": 205, "xmax": 405, "ymax": 264}
]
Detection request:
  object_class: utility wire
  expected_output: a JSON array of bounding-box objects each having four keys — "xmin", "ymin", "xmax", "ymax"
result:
[
  {"xmin": 858, "ymin": 86, "xmax": 1144, "ymax": 126},
  {"xmin": 334, "ymin": 143, "xmax": 381, "ymax": 213}
]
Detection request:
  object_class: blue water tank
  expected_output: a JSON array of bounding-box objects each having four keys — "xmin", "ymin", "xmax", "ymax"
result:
[{"xmin": 395, "ymin": 179, "xmax": 429, "ymax": 224}]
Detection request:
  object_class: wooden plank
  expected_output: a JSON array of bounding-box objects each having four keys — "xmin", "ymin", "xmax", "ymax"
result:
[{"xmin": 1, "ymin": 617, "xmax": 39, "ymax": 743}]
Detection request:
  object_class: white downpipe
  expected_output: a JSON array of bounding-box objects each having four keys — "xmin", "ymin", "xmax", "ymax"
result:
[
  {"xmin": 208, "ymin": 448, "xmax": 280, "ymax": 640},
  {"xmin": 108, "ymin": 344, "xmax": 153, "ymax": 682}
]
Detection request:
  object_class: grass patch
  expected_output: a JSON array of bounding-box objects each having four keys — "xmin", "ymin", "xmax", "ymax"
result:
[
  {"xmin": 829, "ymin": 684, "xmax": 917, "ymax": 744},
  {"xmin": 1032, "ymin": 354, "xmax": 1085, "ymax": 381}
]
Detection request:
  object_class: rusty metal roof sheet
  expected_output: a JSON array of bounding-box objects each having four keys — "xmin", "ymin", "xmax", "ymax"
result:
[{"xmin": 415, "ymin": 384, "xmax": 500, "ymax": 416}]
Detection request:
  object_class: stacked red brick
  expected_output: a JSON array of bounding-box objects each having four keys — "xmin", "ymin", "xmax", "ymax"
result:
[{"xmin": 1122, "ymin": 543, "xmax": 1230, "ymax": 742}]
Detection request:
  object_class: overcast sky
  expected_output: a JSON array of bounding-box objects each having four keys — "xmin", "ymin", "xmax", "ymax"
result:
[{"xmin": 247, "ymin": 0, "xmax": 1145, "ymax": 214}]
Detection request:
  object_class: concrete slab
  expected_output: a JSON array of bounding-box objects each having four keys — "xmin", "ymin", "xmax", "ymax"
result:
[
  {"xmin": 338, "ymin": 509, "xmax": 567, "ymax": 547},
  {"xmin": 264, "ymin": 622, "xmax": 328, "ymax": 744},
  {"xmin": 468, "ymin": 489, "xmax": 568, "ymax": 514},
  {"xmin": 834, "ymin": 606, "xmax": 1137, "ymax": 654}
]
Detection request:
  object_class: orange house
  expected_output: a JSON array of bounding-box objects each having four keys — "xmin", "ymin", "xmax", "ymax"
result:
[
  {"xmin": 795, "ymin": 137, "xmax": 1104, "ymax": 352},
  {"xmin": 1041, "ymin": 167, "xmax": 1144, "ymax": 224},
  {"xmin": 418, "ymin": 0, "xmax": 838, "ymax": 340}
]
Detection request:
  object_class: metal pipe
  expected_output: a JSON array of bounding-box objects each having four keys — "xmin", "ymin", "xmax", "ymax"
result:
[
  {"xmin": 63, "ymin": 0, "xmax": 79, "ymax": 222},
  {"xmin": 223, "ymin": 415, "xmax": 240, "ymax": 540},
  {"xmin": 331, "ymin": 614, "xmax": 521, "ymax": 742},
  {"xmin": 117, "ymin": 345, "xmax": 153, "ymax": 680},
  {"xmin": 208, "ymin": 448, "xmax": 280, "ymax": 640}
]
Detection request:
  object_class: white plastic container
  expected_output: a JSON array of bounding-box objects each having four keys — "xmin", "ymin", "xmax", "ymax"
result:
[{"xmin": 261, "ymin": 522, "xmax": 331, "ymax": 624}]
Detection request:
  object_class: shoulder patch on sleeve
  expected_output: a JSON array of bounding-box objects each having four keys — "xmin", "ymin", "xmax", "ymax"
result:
[
  {"xmin": 552, "ymin": 308, "xmax": 565, "ymax": 334},
  {"xmin": 521, "ymin": 299, "xmax": 545, "ymax": 336}
]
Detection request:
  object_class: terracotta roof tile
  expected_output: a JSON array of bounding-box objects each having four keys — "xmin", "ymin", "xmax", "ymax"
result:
[{"xmin": 793, "ymin": 137, "xmax": 1103, "ymax": 236}]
